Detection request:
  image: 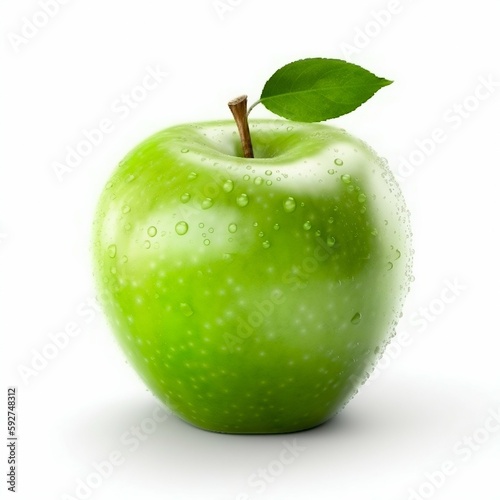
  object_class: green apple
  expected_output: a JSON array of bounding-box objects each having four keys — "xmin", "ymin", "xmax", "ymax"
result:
[{"xmin": 93, "ymin": 119, "xmax": 412, "ymax": 433}]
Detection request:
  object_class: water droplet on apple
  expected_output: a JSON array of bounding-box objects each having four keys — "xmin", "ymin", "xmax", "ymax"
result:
[
  {"xmin": 341, "ymin": 174, "xmax": 351, "ymax": 184},
  {"xmin": 208, "ymin": 227, "xmax": 214, "ymax": 234},
  {"xmin": 258, "ymin": 231, "xmax": 264, "ymax": 237},
  {"xmin": 266, "ymin": 180, "xmax": 272, "ymax": 186},
  {"xmin": 395, "ymin": 249, "xmax": 401, "ymax": 260},
  {"xmin": 203, "ymin": 239, "xmax": 210, "ymax": 246},
  {"xmin": 303, "ymin": 221, "xmax": 312, "ymax": 230},
  {"xmin": 121, "ymin": 255, "xmax": 128, "ymax": 263},
  {"xmin": 262, "ymin": 240, "xmax": 271, "ymax": 249},
  {"xmin": 147, "ymin": 226, "xmax": 157, "ymax": 237},
  {"xmin": 180, "ymin": 303, "xmax": 193, "ymax": 316},
  {"xmin": 358, "ymin": 193, "xmax": 367, "ymax": 203},
  {"xmin": 107, "ymin": 244, "xmax": 117, "ymax": 258},
  {"xmin": 124, "ymin": 223, "xmax": 132, "ymax": 231},
  {"xmin": 327, "ymin": 236, "xmax": 336, "ymax": 247},
  {"xmin": 110, "ymin": 266, "xmax": 117, "ymax": 275},
  {"xmin": 243, "ymin": 174, "xmax": 250, "ymax": 181},
  {"xmin": 222, "ymin": 253, "xmax": 234, "ymax": 262},
  {"xmin": 315, "ymin": 230, "xmax": 321, "ymax": 236},
  {"xmin": 334, "ymin": 158, "xmax": 343, "ymax": 166},
  {"xmin": 180, "ymin": 192, "xmax": 191, "ymax": 203},
  {"xmin": 122, "ymin": 205, "xmax": 131, "ymax": 214},
  {"xmin": 144, "ymin": 240, "xmax": 151, "ymax": 249},
  {"xmin": 175, "ymin": 221, "xmax": 188, "ymax": 235},
  {"xmin": 351, "ymin": 312, "xmax": 361, "ymax": 325},
  {"xmin": 287, "ymin": 126, "xmax": 294, "ymax": 131},
  {"xmin": 387, "ymin": 262, "xmax": 394, "ymax": 270},
  {"xmin": 105, "ymin": 181, "xmax": 114, "ymax": 189},
  {"xmin": 236, "ymin": 193, "xmax": 249, "ymax": 207},
  {"xmin": 187, "ymin": 172, "xmax": 197, "ymax": 180},
  {"xmin": 198, "ymin": 222, "xmax": 205, "ymax": 228},
  {"xmin": 283, "ymin": 197, "xmax": 296, "ymax": 213},
  {"xmin": 223, "ymin": 180, "xmax": 234, "ymax": 193},
  {"xmin": 201, "ymin": 198, "xmax": 214, "ymax": 209},
  {"xmin": 181, "ymin": 148, "xmax": 189, "ymax": 153},
  {"xmin": 265, "ymin": 170, "xmax": 272, "ymax": 176},
  {"xmin": 273, "ymin": 223, "xmax": 280, "ymax": 231},
  {"xmin": 228, "ymin": 223, "xmax": 237, "ymax": 233},
  {"xmin": 125, "ymin": 174, "xmax": 135, "ymax": 183},
  {"xmin": 328, "ymin": 217, "xmax": 334, "ymax": 224},
  {"xmin": 254, "ymin": 176, "xmax": 263, "ymax": 185},
  {"xmin": 328, "ymin": 169, "xmax": 335, "ymax": 175}
]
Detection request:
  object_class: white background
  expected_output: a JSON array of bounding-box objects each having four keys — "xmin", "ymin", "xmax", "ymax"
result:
[{"xmin": 1, "ymin": 1, "xmax": 500, "ymax": 499}]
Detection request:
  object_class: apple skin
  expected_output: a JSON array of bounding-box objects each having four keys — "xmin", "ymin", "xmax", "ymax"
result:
[{"xmin": 93, "ymin": 119, "xmax": 412, "ymax": 434}]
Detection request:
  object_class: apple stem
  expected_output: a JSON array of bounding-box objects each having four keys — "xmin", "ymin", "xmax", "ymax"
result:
[
  {"xmin": 228, "ymin": 95, "xmax": 254, "ymax": 159},
  {"xmin": 247, "ymin": 99, "xmax": 260, "ymax": 115}
]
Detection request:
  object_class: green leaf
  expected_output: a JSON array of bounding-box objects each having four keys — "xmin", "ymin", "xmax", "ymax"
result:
[{"xmin": 258, "ymin": 58, "xmax": 392, "ymax": 122}]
